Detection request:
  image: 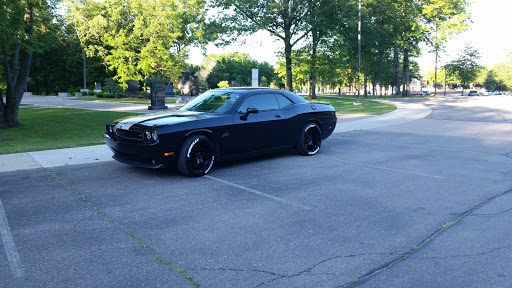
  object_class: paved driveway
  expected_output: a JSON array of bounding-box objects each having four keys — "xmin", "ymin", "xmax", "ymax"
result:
[{"xmin": 1, "ymin": 96, "xmax": 512, "ymax": 287}]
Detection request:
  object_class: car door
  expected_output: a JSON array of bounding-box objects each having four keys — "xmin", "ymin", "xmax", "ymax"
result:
[{"xmin": 223, "ymin": 93, "xmax": 287, "ymax": 156}]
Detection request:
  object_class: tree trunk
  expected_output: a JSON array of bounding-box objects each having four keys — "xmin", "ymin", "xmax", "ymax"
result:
[
  {"xmin": 434, "ymin": 49, "xmax": 438, "ymax": 96},
  {"xmin": 0, "ymin": 2, "xmax": 34, "ymax": 128},
  {"xmin": 402, "ymin": 48, "xmax": 411, "ymax": 97},
  {"xmin": 394, "ymin": 48, "xmax": 400, "ymax": 96},
  {"xmin": 309, "ymin": 27, "xmax": 318, "ymax": 101},
  {"xmin": 363, "ymin": 73, "xmax": 368, "ymax": 97},
  {"xmin": 83, "ymin": 50, "xmax": 87, "ymax": 89},
  {"xmin": 378, "ymin": 50, "xmax": 383, "ymax": 97},
  {"xmin": 284, "ymin": 22, "xmax": 293, "ymax": 92},
  {"xmin": 378, "ymin": 17, "xmax": 384, "ymax": 98}
]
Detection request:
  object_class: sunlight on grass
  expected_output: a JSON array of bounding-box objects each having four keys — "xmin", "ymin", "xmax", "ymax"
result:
[
  {"xmin": 306, "ymin": 96, "xmax": 396, "ymax": 115},
  {"xmin": 0, "ymin": 107, "xmax": 138, "ymax": 154}
]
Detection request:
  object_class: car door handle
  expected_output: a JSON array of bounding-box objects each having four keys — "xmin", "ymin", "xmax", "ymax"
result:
[{"xmin": 275, "ymin": 114, "xmax": 282, "ymax": 118}]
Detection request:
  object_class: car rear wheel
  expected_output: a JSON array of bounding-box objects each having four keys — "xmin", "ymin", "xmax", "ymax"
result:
[
  {"xmin": 297, "ymin": 123, "xmax": 322, "ymax": 156},
  {"xmin": 178, "ymin": 135, "xmax": 215, "ymax": 177}
]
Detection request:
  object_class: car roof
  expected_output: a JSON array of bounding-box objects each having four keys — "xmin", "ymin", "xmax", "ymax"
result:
[
  {"xmin": 215, "ymin": 87, "xmax": 275, "ymax": 91},
  {"xmin": 212, "ymin": 87, "xmax": 308, "ymax": 103}
]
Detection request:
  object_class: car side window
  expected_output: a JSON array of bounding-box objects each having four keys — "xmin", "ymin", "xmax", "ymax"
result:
[
  {"xmin": 275, "ymin": 94, "xmax": 294, "ymax": 108},
  {"xmin": 238, "ymin": 94, "xmax": 280, "ymax": 113}
]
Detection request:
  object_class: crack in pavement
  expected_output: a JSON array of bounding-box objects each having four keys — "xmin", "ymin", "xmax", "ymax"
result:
[
  {"xmin": 470, "ymin": 207, "xmax": 512, "ymax": 216},
  {"xmin": 197, "ymin": 267, "xmax": 283, "ymax": 277},
  {"xmin": 44, "ymin": 169, "xmax": 200, "ymax": 287},
  {"xmin": 338, "ymin": 187, "xmax": 512, "ymax": 288},
  {"xmin": 484, "ymin": 107, "xmax": 511, "ymax": 123},
  {"xmin": 73, "ymin": 213, "xmax": 95, "ymax": 229},
  {"xmin": 432, "ymin": 245, "xmax": 512, "ymax": 259},
  {"xmin": 254, "ymin": 253, "xmax": 393, "ymax": 288},
  {"xmin": 190, "ymin": 253, "xmax": 392, "ymax": 288}
]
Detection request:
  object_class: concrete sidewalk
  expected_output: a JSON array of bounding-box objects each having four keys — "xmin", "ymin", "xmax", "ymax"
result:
[
  {"xmin": 0, "ymin": 97, "xmax": 431, "ymax": 173},
  {"xmin": 18, "ymin": 94, "xmax": 182, "ymax": 112}
]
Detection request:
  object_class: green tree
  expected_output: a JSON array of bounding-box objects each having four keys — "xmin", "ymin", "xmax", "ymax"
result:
[
  {"xmin": 484, "ymin": 63, "xmax": 512, "ymax": 92},
  {"xmin": 206, "ymin": 53, "xmax": 277, "ymax": 88},
  {"xmin": 444, "ymin": 45, "xmax": 483, "ymax": 95},
  {"xmin": 64, "ymin": 0, "xmax": 108, "ymax": 89},
  {"xmin": 65, "ymin": 0, "xmax": 208, "ymax": 88},
  {"xmin": 28, "ymin": 16, "xmax": 83, "ymax": 95},
  {"xmin": 304, "ymin": 0, "xmax": 343, "ymax": 100},
  {"xmin": 1, "ymin": 0, "xmax": 58, "ymax": 128},
  {"xmin": 211, "ymin": 0, "xmax": 312, "ymax": 91},
  {"xmin": 422, "ymin": 0, "xmax": 470, "ymax": 95},
  {"xmin": 275, "ymin": 49, "xmax": 310, "ymax": 92}
]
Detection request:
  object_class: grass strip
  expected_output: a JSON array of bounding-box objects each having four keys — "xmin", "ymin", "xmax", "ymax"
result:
[
  {"xmin": 307, "ymin": 96, "xmax": 396, "ymax": 115},
  {"xmin": 0, "ymin": 107, "xmax": 139, "ymax": 154}
]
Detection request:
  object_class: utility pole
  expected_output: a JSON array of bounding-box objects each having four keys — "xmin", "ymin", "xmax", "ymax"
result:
[{"xmin": 355, "ymin": 0, "xmax": 362, "ymax": 105}]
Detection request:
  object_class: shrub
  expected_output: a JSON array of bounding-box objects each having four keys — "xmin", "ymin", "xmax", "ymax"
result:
[
  {"xmin": 217, "ymin": 80, "xmax": 229, "ymax": 88},
  {"xmin": 103, "ymin": 78, "xmax": 123, "ymax": 94}
]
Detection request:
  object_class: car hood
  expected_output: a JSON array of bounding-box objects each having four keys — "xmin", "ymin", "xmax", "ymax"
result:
[{"xmin": 113, "ymin": 110, "xmax": 221, "ymax": 130}]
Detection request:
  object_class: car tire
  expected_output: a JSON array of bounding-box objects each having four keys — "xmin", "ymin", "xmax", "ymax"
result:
[
  {"xmin": 297, "ymin": 123, "xmax": 322, "ymax": 156},
  {"xmin": 178, "ymin": 135, "xmax": 215, "ymax": 177}
]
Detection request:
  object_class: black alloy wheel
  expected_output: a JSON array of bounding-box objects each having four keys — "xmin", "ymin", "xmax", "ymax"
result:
[
  {"xmin": 297, "ymin": 123, "xmax": 322, "ymax": 156},
  {"xmin": 178, "ymin": 135, "xmax": 215, "ymax": 177}
]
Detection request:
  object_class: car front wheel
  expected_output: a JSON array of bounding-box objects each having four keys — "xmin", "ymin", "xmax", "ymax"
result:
[
  {"xmin": 297, "ymin": 123, "xmax": 322, "ymax": 156},
  {"xmin": 178, "ymin": 135, "xmax": 215, "ymax": 177}
]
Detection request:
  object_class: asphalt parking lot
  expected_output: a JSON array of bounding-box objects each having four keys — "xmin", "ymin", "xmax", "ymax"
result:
[{"xmin": 1, "ymin": 96, "xmax": 512, "ymax": 287}]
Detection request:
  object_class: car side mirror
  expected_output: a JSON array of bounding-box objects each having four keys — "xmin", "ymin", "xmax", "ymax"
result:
[{"xmin": 240, "ymin": 107, "xmax": 259, "ymax": 120}]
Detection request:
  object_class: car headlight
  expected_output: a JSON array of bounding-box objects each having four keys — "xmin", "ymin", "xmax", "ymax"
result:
[
  {"xmin": 108, "ymin": 124, "xmax": 117, "ymax": 133},
  {"xmin": 145, "ymin": 131, "xmax": 158, "ymax": 143}
]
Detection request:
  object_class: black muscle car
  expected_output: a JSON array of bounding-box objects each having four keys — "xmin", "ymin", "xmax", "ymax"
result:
[{"xmin": 104, "ymin": 88, "xmax": 337, "ymax": 176}]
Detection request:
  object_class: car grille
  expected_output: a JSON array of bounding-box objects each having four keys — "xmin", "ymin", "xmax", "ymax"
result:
[{"xmin": 116, "ymin": 129, "xmax": 144, "ymax": 141}]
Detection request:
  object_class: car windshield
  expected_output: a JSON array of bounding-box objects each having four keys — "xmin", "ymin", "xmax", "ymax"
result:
[{"xmin": 179, "ymin": 91, "xmax": 241, "ymax": 113}]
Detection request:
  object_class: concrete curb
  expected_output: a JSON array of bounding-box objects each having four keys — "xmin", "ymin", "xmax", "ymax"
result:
[{"xmin": 334, "ymin": 100, "xmax": 431, "ymax": 133}]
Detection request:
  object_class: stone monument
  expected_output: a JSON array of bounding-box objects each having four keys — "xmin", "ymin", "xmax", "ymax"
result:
[
  {"xmin": 127, "ymin": 80, "xmax": 138, "ymax": 94},
  {"xmin": 148, "ymin": 79, "xmax": 168, "ymax": 110}
]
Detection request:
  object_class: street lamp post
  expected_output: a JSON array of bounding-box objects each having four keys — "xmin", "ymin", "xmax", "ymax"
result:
[{"xmin": 355, "ymin": 0, "xmax": 362, "ymax": 105}]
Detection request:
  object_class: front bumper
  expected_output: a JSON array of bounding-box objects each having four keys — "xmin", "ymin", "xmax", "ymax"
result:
[{"xmin": 104, "ymin": 133, "xmax": 175, "ymax": 169}]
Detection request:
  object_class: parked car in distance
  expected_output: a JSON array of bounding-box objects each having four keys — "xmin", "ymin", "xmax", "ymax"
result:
[
  {"xmin": 467, "ymin": 90, "xmax": 479, "ymax": 96},
  {"xmin": 421, "ymin": 91, "xmax": 431, "ymax": 96},
  {"xmin": 104, "ymin": 88, "xmax": 338, "ymax": 176},
  {"xmin": 410, "ymin": 91, "xmax": 423, "ymax": 96}
]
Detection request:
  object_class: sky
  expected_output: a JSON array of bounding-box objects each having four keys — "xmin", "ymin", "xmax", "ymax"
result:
[
  {"xmin": 188, "ymin": 0, "xmax": 512, "ymax": 75},
  {"xmin": 419, "ymin": 0, "xmax": 512, "ymax": 73}
]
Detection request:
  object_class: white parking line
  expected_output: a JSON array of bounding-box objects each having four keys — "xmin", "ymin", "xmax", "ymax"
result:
[
  {"xmin": 0, "ymin": 198, "xmax": 24, "ymax": 278},
  {"xmin": 319, "ymin": 155, "xmax": 445, "ymax": 179},
  {"xmin": 205, "ymin": 175, "xmax": 312, "ymax": 210}
]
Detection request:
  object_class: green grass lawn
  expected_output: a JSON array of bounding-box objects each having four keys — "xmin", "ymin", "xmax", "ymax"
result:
[
  {"xmin": 308, "ymin": 96, "xmax": 396, "ymax": 115},
  {"xmin": 71, "ymin": 96, "xmax": 177, "ymax": 104},
  {"xmin": 0, "ymin": 107, "xmax": 138, "ymax": 154}
]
